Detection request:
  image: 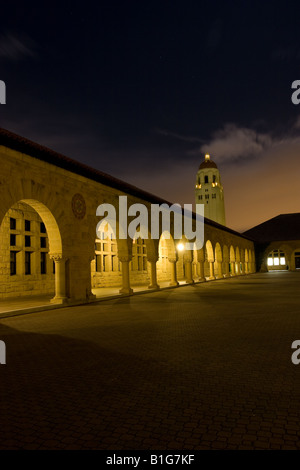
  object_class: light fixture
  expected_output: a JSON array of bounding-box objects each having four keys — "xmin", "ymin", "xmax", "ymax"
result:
[{"xmin": 177, "ymin": 243, "xmax": 185, "ymax": 251}]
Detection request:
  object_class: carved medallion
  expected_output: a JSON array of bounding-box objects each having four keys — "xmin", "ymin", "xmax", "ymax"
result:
[{"xmin": 72, "ymin": 193, "xmax": 86, "ymax": 219}]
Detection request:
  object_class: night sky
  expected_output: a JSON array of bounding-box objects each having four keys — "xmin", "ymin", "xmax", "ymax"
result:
[{"xmin": 1, "ymin": 1, "xmax": 300, "ymax": 232}]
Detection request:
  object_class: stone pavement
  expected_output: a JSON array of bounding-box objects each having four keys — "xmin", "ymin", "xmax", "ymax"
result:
[{"xmin": 0, "ymin": 271, "xmax": 300, "ymax": 450}]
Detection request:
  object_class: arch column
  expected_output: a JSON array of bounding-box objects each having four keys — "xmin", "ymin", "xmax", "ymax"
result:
[
  {"xmin": 198, "ymin": 259, "xmax": 206, "ymax": 282},
  {"xmin": 119, "ymin": 256, "xmax": 133, "ymax": 294},
  {"xmin": 230, "ymin": 262, "xmax": 236, "ymax": 276},
  {"xmin": 236, "ymin": 262, "xmax": 241, "ymax": 275},
  {"xmin": 148, "ymin": 257, "xmax": 160, "ymax": 290},
  {"xmin": 169, "ymin": 258, "xmax": 179, "ymax": 287},
  {"xmin": 193, "ymin": 262, "xmax": 198, "ymax": 280},
  {"xmin": 50, "ymin": 253, "xmax": 68, "ymax": 304},
  {"xmin": 241, "ymin": 262, "xmax": 246, "ymax": 275},
  {"xmin": 209, "ymin": 261, "xmax": 215, "ymax": 280},
  {"xmin": 216, "ymin": 261, "xmax": 223, "ymax": 279},
  {"xmin": 184, "ymin": 260, "xmax": 194, "ymax": 284},
  {"xmin": 224, "ymin": 262, "xmax": 230, "ymax": 278}
]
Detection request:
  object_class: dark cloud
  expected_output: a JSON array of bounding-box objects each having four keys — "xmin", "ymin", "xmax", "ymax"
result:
[{"xmin": 0, "ymin": 33, "xmax": 36, "ymax": 61}]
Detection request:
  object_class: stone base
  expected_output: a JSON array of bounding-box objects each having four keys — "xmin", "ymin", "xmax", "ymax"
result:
[
  {"xmin": 169, "ymin": 281, "xmax": 179, "ymax": 287},
  {"xmin": 119, "ymin": 288, "xmax": 133, "ymax": 295},
  {"xmin": 148, "ymin": 284, "xmax": 160, "ymax": 290},
  {"xmin": 50, "ymin": 296, "xmax": 68, "ymax": 305}
]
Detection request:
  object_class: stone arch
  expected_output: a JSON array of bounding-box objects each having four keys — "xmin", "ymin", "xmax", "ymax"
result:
[
  {"xmin": 222, "ymin": 245, "xmax": 230, "ymax": 277},
  {"xmin": 92, "ymin": 219, "xmax": 122, "ymax": 294},
  {"xmin": 229, "ymin": 245, "xmax": 236, "ymax": 276},
  {"xmin": 214, "ymin": 242, "xmax": 223, "ymax": 279},
  {"xmin": 235, "ymin": 247, "xmax": 241, "ymax": 275},
  {"xmin": 157, "ymin": 231, "xmax": 178, "ymax": 286},
  {"xmin": 0, "ymin": 197, "xmax": 65, "ymax": 303},
  {"xmin": 205, "ymin": 240, "xmax": 215, "ymax": 280},
  {"xmin": 245, "ymin": 248, "xmax": 249, "ymax": 273}
]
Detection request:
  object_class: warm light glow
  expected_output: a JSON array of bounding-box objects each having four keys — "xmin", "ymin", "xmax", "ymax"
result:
[
  {"xmin": 177, "ymin": 243, "xmax": 185, "ymax": 251},
  {"xmin": 267, "ymin": 257, "xmax": 273, "ymax": 266},
  {"xmin": 205, "ymin": 154, "xmax": 210, "ymax": 161},
  {"xmin": 280, "ymin": 257, "xmax": 286, "ymax": 265}
]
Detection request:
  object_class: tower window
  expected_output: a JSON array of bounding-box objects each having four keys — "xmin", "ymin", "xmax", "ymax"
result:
[
  {"xmin": 213, "ymin": 175, "xmax": 216, "ymax": 183},
  {"xmin": 204, "ymin": 176, "xmax": 208, "ymax": 184},
  {"xmin": 212, "ymin": 194, "xmax": 216, "ymax": 199},
  {"xmin": 198, "ymin": 195, "xmax": 202, "ymax": 200},
  {"xmin": 205, "ymin": 194, "xmax": 209, "ymax": 199}
]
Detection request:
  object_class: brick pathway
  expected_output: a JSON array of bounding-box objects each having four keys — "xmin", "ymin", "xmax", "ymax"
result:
[{"xmin": 1, "ymin": 271, "xmax": 300, "ymax": 449}]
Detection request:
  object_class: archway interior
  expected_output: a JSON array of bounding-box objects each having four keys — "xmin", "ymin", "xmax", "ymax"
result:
[
  {"xmin": 92, "ymin": 220, "xmax": 122, "ymax": 289},
  {"xmin": 0, "ymin": 201, "xmax": 59, "ymax": 299}
]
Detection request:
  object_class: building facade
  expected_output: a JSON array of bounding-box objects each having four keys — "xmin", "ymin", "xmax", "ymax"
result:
[{"xmin": 0, "ymin": 129, "xmax": 256, "ymax": 304}]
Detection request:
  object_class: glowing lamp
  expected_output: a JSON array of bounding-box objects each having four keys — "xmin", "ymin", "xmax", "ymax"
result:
[{"xmin": 177, "ymin": 243, "xmax": 185, "ymax": 251}]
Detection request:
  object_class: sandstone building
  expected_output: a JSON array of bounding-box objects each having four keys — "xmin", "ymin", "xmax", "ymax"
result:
[{"xmin": 0, "ymin": 128, "xmax": 259, "ymax": 304}]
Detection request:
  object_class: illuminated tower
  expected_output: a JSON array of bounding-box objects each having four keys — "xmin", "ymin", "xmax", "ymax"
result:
[{"xmin": 195, "ymin": 154, "xmax": 226, "ymax": 226}]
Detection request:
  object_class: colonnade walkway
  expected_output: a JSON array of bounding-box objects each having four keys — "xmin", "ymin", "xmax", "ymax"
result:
[{"xmin": 0, "ymin": 279, "xmax": 211, "ymax": 317}]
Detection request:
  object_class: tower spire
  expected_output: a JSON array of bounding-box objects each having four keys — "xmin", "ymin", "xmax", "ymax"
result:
[{"xmin": 195, "ymin": 154, "xmax": 226, "ymax": 226}]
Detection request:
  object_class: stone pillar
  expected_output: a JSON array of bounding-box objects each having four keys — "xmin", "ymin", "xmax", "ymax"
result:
[
  {"xmin": 193, "ymin": 262, "xmax": 198, "ymax": 280},
  {"xmin": 198, "ymin": 260, "xmax": 206, "ymax": 282},
  {"xmin": 50, "ymin": 254, "xmax": 67, "ymax": 304},
  {"xmin": 148, "ymin": 259, "xmax": 160, "ymax": 290},
  {"xmin": 224, "ymin": 262, "xmax": 230, "ymax": 278},
  {"xmin": 245, "ymin": 262, "xmax": 248, "ymax": 274},
  {"xmin": 184, "ymin": 261, "xmax": 194, "ymax": 284},
  {"xmin": 209, "ymin": 261, "xmax": 215, "ymax": 280},
  {"xmin": 241, "ymin": 262, "xmax": 246, "ymax": 275},
  {"xmin": 236, "ymin": 262, "xmax": 241, "ymax": 275},
  {"xmin": 169, "ymin": 259, "xmax": 179, "ymax": 287},
  {"xmin": 119, "ymin": 256, "xmax": 133, "ymax": 294},
  {"xmin": 230, "ymin": 262, "xmax": 236, "ymax": 276},
  {"xmin": 216, "ymin": 261, "xmax": 223, "ymax": 279}
]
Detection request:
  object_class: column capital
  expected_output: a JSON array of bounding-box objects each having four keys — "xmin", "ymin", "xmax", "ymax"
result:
[{"xmin": 49, "ymin": 253, "xmax": 64, "ymax": 262}]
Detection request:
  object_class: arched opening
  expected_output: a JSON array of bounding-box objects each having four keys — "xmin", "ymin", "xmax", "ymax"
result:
[
  {"xmin": 130, "ymin": 236, "xmax": 149, "ymax": 288},
  {"xmin": 267, "ymin": 249, "xmax": 288, "ymax": 271},
  {"xmin": 223, "ymin": 245, "xmax": 230, "ymax": 277},
  {"xmin": 157, "ymin": 231, "xmax": 177, "ymax": 286},
  {"xmin": 229, "ymin": 245, "xmax": 236, "ymax": 276},
  {"xmin": 245, "ymin": 248, "xmax": 249, "ymax": 273},
  {"xmin": 205, "ymin": 240, "xmax": 215, "ymax": 280},
  {"xmin": 235, "ymin": 247, "xmax": 241, "ymax": 275},
  {"xmin": 214, "ymin": 242, "xmax": 223, "ymax": 279},
  {"xmin": 92, "ymin": 220, "xmax": 122, "ymax": 296},
  {"xmin": 0, "ymin": 199, "xmax": 64, "ymax": 303}
]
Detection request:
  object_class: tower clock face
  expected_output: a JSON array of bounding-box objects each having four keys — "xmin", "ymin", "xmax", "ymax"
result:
[{"xmin": 72, "ymin": 193, "xmax": 86, "ymax": 219}]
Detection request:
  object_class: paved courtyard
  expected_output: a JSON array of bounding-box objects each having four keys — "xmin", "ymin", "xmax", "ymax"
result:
[{"xmin": 1, "ymin": 271, "xmax": 300, "ymax": 450}]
